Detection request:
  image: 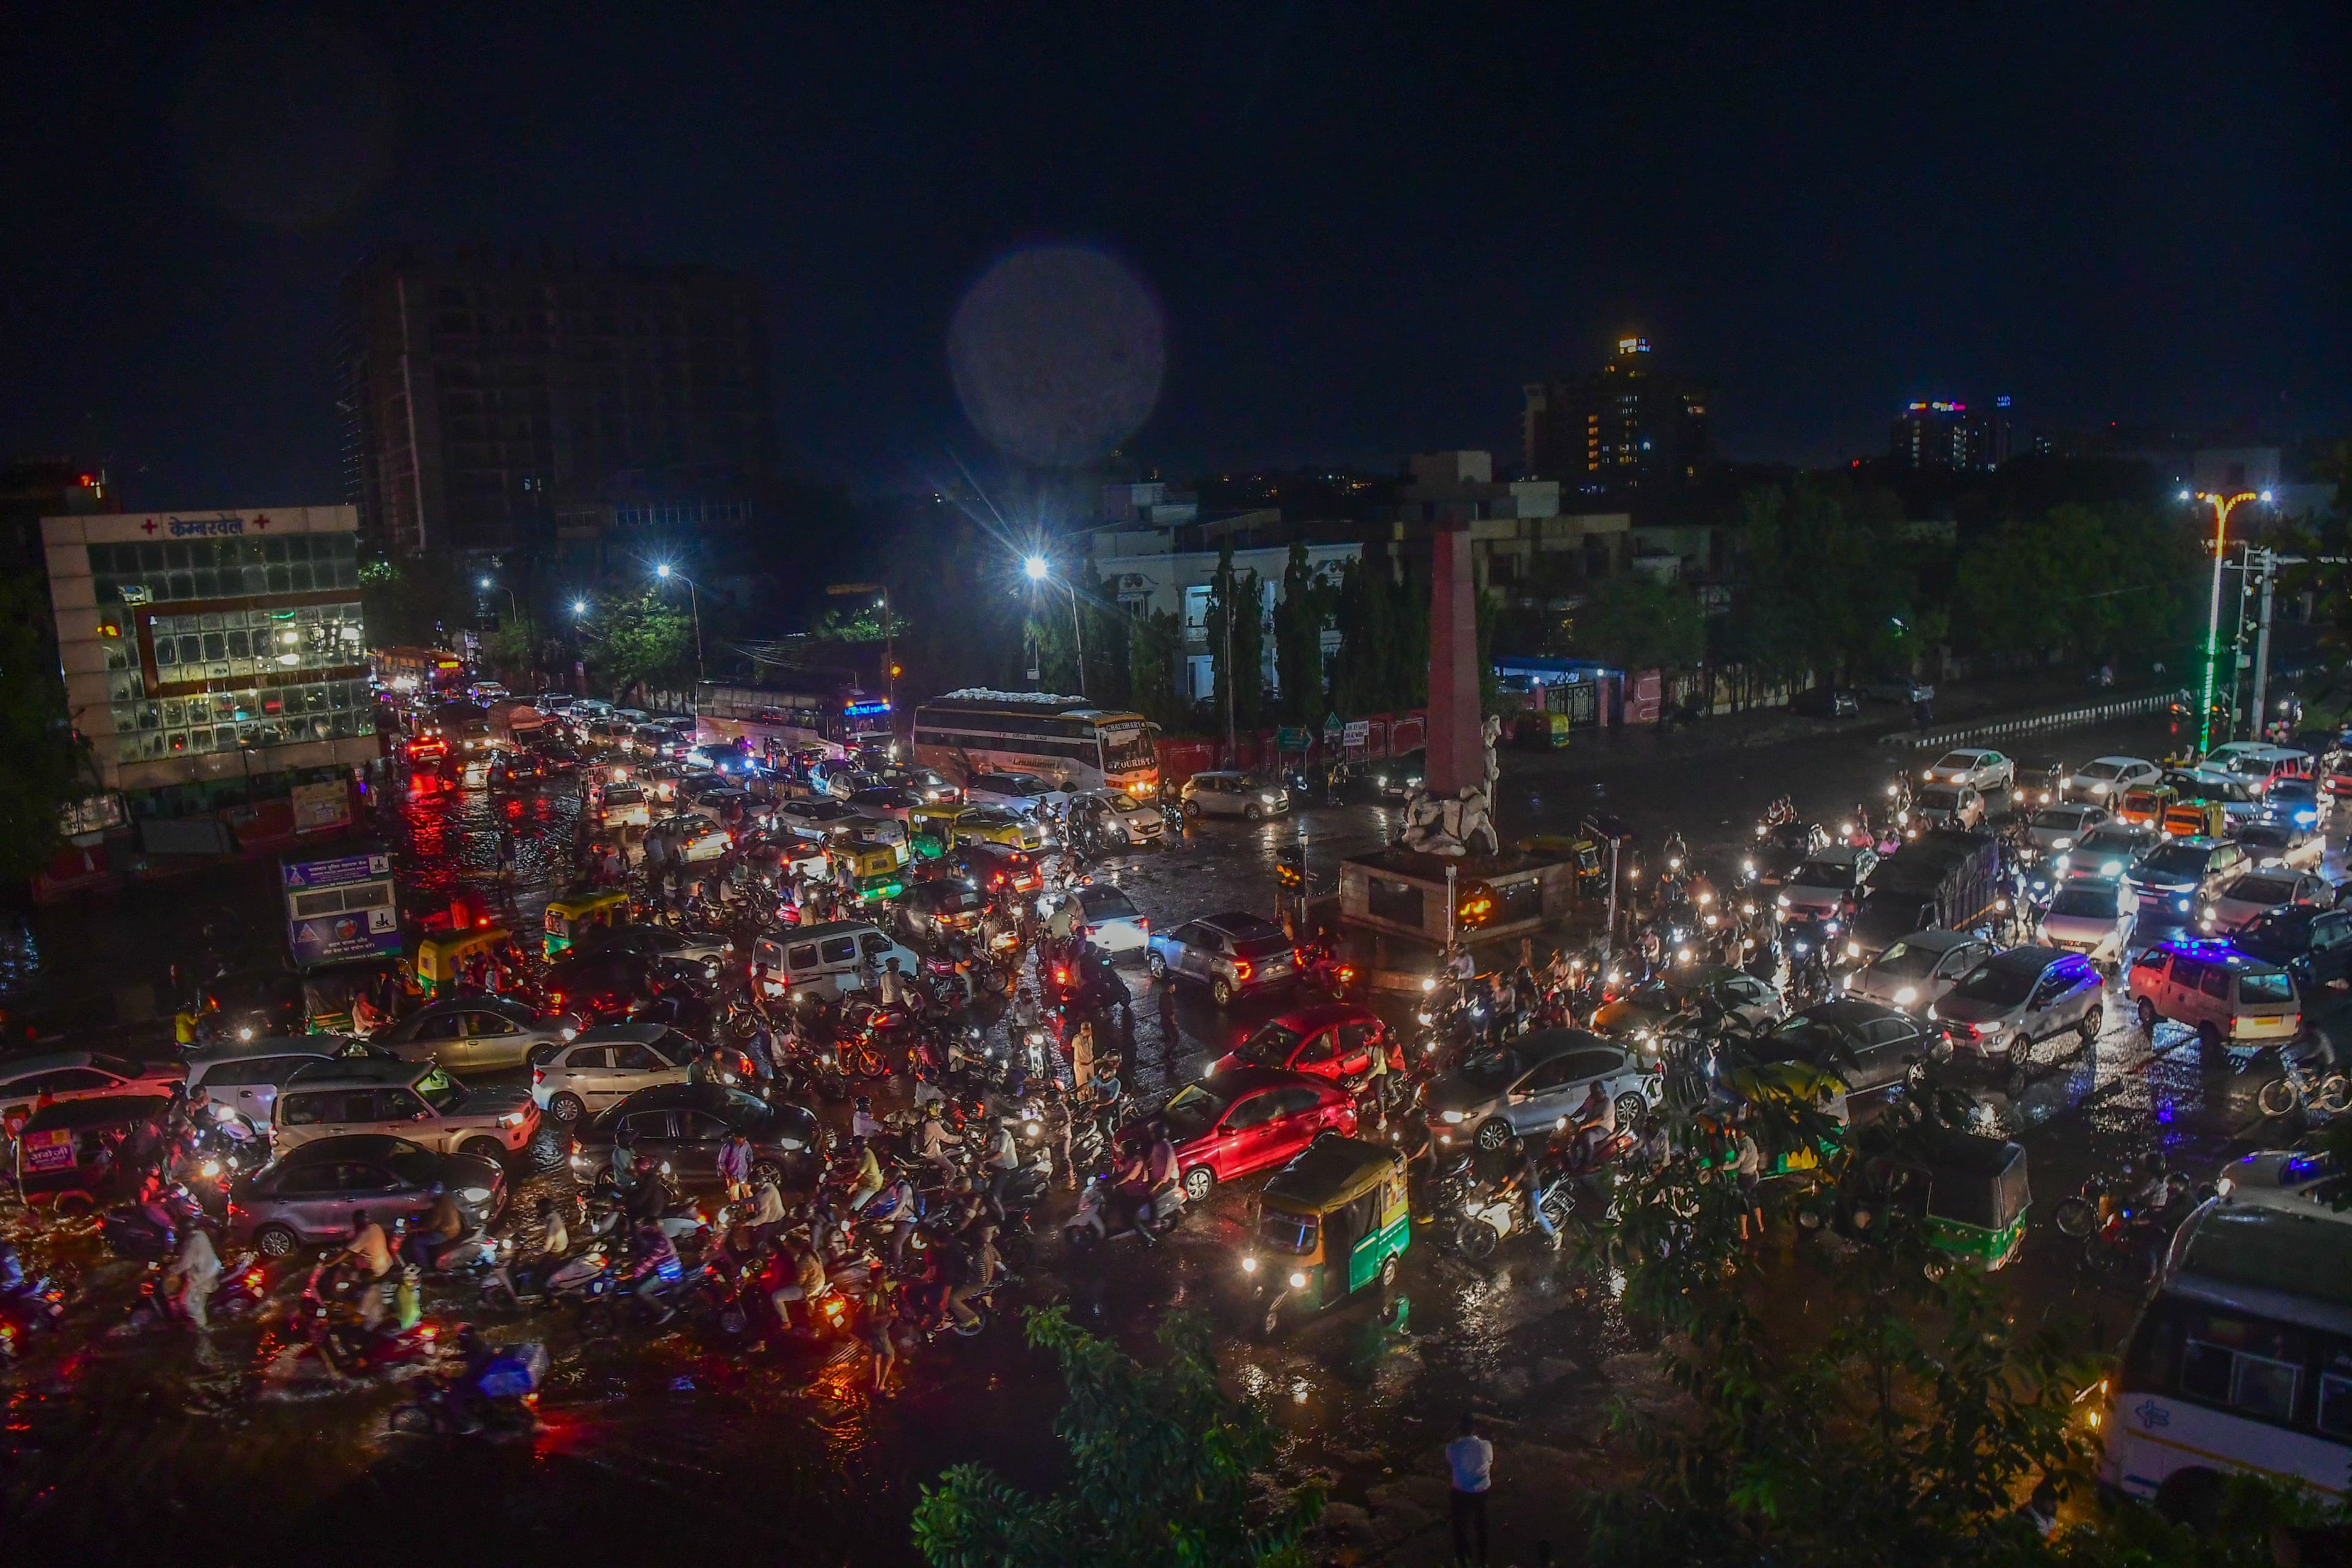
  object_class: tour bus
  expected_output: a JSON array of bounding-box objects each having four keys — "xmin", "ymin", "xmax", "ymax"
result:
[
  {"xmin": 693, "ymin": 680, "xmax": 895, "ymax": 761},
  {"xmin": 2097, "ymin": 1202, "xmax": 2352, "ymax": 1502},
  {"xmin": 910, "ymin": 689, "xmax": 1159, "ymax": 797},
  {"xmin": 373, "ymin": 646, "xmax": 468, "ymax": 700}
]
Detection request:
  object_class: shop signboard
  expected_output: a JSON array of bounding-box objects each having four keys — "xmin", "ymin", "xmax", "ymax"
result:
[{"xmin": 281, "ymin": 851, "xmax": 400, "ymax": 968}]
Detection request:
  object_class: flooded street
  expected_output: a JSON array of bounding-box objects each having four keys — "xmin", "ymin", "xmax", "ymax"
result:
[{"xmin": 2, "ymin": 712, "xmax": 2337, "ymax": 1566}]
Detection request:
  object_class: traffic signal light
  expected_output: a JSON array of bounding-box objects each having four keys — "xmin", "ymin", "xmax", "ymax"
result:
[{"xmin": 1275, "ymin": 846, "xmax": 1305, "ymax": 891}]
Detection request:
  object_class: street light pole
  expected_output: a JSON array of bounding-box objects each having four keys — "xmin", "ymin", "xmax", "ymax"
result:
[
  {"xmin": 2193, "ymin": 489, "xmax": 2261, "ymax": 755},
  {"xmin": 655, "ymin": 563, "xmax": 704, "ymax": 682},
  {"xmin": 1020, "ymin": 556, "xmax": 1085, "ymax": 697}
]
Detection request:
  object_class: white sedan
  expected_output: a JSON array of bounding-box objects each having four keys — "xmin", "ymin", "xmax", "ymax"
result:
[
  {"xmin": 1922, "ymin": 748, "xmax": 2015, "ymax": 793},
  {"xmin": 1048, "ymin": 881, "xmax": 1152, "ymax": 959},
  {"xmin": 2065, "ymin": 755, "xmax": 2160, "ymax": 804},
  {"xmin": 2213, "ymin": 1151, "xmax": 2352, "ymax": 1227},
  {"xmin": 2037, "ymin": 878, "xmax": 2136, "ymax": 965},
  {"xmin": 2198, "ymin": 870, "xmax": 2333, "ymax": 935}
]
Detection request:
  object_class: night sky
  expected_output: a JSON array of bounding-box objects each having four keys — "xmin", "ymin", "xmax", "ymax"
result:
[{"xmin": 3, "ymin": 4, "xmax": 2344, "ymax": 508}]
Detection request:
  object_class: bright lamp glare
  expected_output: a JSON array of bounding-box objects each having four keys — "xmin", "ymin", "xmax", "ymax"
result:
[
  {"xmin": 571, "ymin": 600, "xmax": 587, "ymax": 616},
  {"xmin": 655, "ymin": 563, "xmax": 673, "ymax": 579},
  {"xmin": 1022, "ymin": 555, "xmax": 1049, "ymax": 581},
  {"xmin": 477, "ymin": 576, "xmax": 491, "ymax": 589}
]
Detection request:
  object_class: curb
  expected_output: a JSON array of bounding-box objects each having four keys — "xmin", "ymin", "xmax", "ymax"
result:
[{"xmin": 1879, "ymin": 689, "xmax": 2190, "ymax": 750}]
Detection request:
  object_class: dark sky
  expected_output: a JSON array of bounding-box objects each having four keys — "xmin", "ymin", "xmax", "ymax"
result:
[{"xmin": 3, "ymin": 4, "xmax": 2345, "ymax": 508}]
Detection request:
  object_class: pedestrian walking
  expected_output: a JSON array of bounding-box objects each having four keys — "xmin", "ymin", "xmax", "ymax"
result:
[
  {"xmin": 717, "ymin": 1129, "xmax": 753, "ymax": 1204},
  {"xmin": 1157, "ymin": 978, "xmax": 1180, "ymax": 1063},
  {"xmin": 1446, "ymin": 1412, "xmax": 1493, "ymax": 1567},
  {"xmin": 1730, "ymin": 1118, "xmax": 1765, "ymax": 1243},
  {"xmin": 1071, "ymin": 1020, "xmax": 1096, "ymax": 1093}
]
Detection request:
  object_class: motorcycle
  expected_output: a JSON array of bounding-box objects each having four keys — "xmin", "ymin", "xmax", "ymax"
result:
[
  {"xmin": 1435, "ymin": 1162, "xmax": 1525, "ymax": 1261},
  {"xmin": 1063, "ymin": 1172, "xmax": 1185, "ymax": 1251},
  {"xmin": 126, "ymin": 1251, "xmax": 270, "ymax": 1328},
  {"xmin": 100, "ymin": 1185, "xmax": 208, "ymax": 1259},
  {"xmin": 0, "ymin": 1277, "xmax": 70, "ymax": 1355},
  {"xmin": 390, "ymin": 1342, "xmax": 546, "ymax": 1436}
]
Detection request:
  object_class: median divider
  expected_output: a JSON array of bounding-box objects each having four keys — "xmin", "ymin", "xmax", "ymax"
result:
[{"xmin": 1880, "ymin": 688, "xmax": 2190, "ymax": 751}]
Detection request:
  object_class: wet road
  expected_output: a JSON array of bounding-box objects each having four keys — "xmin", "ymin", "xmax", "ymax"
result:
[{"xmin": 2, "ymin": 711, "xmax": 2338, "ymax": 1566}]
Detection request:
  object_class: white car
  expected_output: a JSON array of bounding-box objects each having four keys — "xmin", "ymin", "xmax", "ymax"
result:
[
  {"xmin": 2053, "ymin": 823, "xmax": 2158, "ymax": 882},
  {"xmin": 1063, "ymin": 788, "xmax": 1165, "ymax": 848},
  {"xmin": 2037, "ymin": 878, "xmax": 2136, "ymax": 965},
  {"xmin": 528, "ymin": 1023, "xmax": 694, "ymax": 1125},
  {"xmin": 2065, "ymin": 755, "xmax": 2160, "ymax": 804},
  {"xmin": 2025, "ymin": 803, "xmax": 2109, "ymax": 856},
  {"xmin": 0, "ymin": 1051, "xmax": 186, "ymax": 1128},
  {"xmin": 2198, "ymin": 870, "xmax": 2333, "ymax": 935},
  {"xmin": 1921, "ymin": 748, "xmax": 2015, "ymax": 793},
  {"xmin": 650, "ymin": 812, "xmax": 730, "ymax": 864},
  {"xmin": 963, "ymin": 771, "xmax": 1072, "ymax": 816},
  {"xmin": 1058, "ymin": 883, "xmax": 1151, "ymax": 959},
  {"xmin": 2212, "ymin": 1150, "xmax": 2352, "ymax": 1226},
  {"xmin": 1841, "ymin": 929, "xmax": 1997, "ymax": 1012},
  {"xmin": 777, "ymin": 797, "xmax": 859, "ymax": 842}
]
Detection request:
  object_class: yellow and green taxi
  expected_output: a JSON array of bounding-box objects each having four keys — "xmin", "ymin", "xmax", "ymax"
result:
[
  {"xmin": 1239, "ymin": 1135, "xmax": 1410, "ymax": 1338},
  {"xmin": 543, "ymin": 889, "xmax": 631, "ymax": 957},
  {"xmin": 952, "ymin": 805, "xmax": 1048, "ymax": 853},
  {"xmin": 412, "ymin": 925, "xmax": 514, "ymax": 1000},
  {"xmin": 827, "ymin": 842, "xmax": 905, "ymax": 907}
]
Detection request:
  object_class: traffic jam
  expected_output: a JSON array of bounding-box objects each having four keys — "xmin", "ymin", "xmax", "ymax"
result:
[{"xmin": 2, "ymin": 677, "xmax": 2349, "ymax": 1515}]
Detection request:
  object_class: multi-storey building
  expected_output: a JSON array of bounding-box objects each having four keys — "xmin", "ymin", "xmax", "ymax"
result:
[{"xmin": 1522, "ymin": 337, "xmax": 1712, "ymax": 488}]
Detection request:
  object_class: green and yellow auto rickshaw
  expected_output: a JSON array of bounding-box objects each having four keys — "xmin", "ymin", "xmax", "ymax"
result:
[
  {"xmin": 827, "ymin": 843, "xmax": 905, "ymax": 908},
  {"xmin": 1826, "ymin": 1126, "xmax": 2031, "ymax": 1273},
  {"xmin": 412, "ymin": 925, "xmax": 514, "ymax": 1000},
  {"xmin": 543, "ymin": 889, "xmax": 631, "ymax": 958},
  {"xmin": 908, "ymin": 802, "xmax": 965, "ymax": 861},
  {"xmin": 1238, "ymin": 1136, "xmax": 1411, "ymax": 1338}
]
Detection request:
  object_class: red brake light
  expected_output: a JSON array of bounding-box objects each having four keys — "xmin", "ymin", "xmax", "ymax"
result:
[
  {"xmin": 244, "ymin": 1268, "xmax": 264, "ymax": 1287},
  {"xmin": 1234, "ymin": 959, "xmax": 1254, "ymax": 981}
]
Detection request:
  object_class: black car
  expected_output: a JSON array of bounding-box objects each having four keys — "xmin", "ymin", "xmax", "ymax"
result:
[
  {"xmin": 1789, "ymin": 687, "xmax": 1860, "ymax": 720},
  {"xmin": 1336, "ymin": 749, "xmax": 1426, "ymax": 804},
  {"xmin": 2231, "ymin": 906, "xmax": 2352, "ymax": 992},
  {"xmin": 1747, "ymin": 821, "xmax": 1831, "ymax": 889},
  {"xmin": 196, "ymin": 968, "xmax": 309, "ymax": 1042},
  {"xmin": 898, "ymin": 878, "xmax": 986, "ymax": 941},
  {"xmin": 567, "ymin": 1082, "xmax": 825, "ymax": 1191},
  {"xmin": 1754, "ymin": 1000, "xmax": 1934, "ymax": 1106},
  {"xmin": 227, "ymin": 1134, "xmax": 507, "ymax": 1259}
]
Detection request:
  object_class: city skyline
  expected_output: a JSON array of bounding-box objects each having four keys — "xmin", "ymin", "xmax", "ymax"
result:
[{"xmin": 0, "ymin": 6, "xmax": 2343, "ymax": 509}]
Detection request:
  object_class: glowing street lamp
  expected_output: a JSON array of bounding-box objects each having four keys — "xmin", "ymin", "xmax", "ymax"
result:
[
  {"xmin": 2193, "ymin": 489, "xmax": 2267, "ymax": 752},
  {"xmin": 650, "ymin": 561, "xmax": 704, "ymax": 680},
  {"xmin": 1020, "ymin": 553, "xmax": 1084, "ymax": 695},
  {"xmin": 571, "ymin": 599, "xmax": 588, "ymax": 617}
]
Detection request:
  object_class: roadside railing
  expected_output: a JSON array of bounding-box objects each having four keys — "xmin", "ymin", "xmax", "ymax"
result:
[{"xmin": 1881, "ymin": 688, "xmax": 2192, "ymax": 750}]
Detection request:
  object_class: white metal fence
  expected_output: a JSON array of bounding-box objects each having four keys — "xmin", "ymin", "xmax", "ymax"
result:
[{"xmin": 1880, "ymin": 688, "xmax": 2190, "ymax": 750}]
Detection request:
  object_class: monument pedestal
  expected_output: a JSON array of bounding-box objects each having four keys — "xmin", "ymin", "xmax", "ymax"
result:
[{"xmin": 1336, "ymin": 845, "xmax": 1578, "ymax": 981}]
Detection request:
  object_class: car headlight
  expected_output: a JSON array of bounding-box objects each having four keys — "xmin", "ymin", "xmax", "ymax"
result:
[
  {"xmin": 1260, "ymin": 793, "xmax": 1277, "ymax": 805},
  {"xmin": 2052, "ymin": 854, "xmax": 2071, "ymax": 872},
  {"xmin": 1776, "ymin": 894, "xmax": 1790, "ymax": 909},
  {"xmin": 1241, "ymin": 1256, "xmax": 1258, "ymax": 1273},
  {"xmin": 570, "ymin": 1154, "xmax": 588, "ymax": 1168},
  {"xmin": 501, "ymin": 1110, "xmax": 527, "ymax": 1126},
  {"xmin": 1441, "ymin": 1109, "xmax": 1465, "ymax": 1124},
  {"xmin": 1288, "ymin": 1272, "xmax": 1308, "ymax": 1290},
  {"xmin": 2052, "ymin": 837, "xmax": 2072, "ymax": 851},
  {"xmin": 1894, "ymin": 986, "xmax": 1917, "ymax": 1006},
  {"xmin": 2175, "ymin": 897, "xmax": 2190, "ymax": 912},
  {"xmin": 2089, "ymin": 782, "xmax": 2108, "ymax": 794},
  {"xmin": 2100, "ymin": 860, "xmax": 2122, "ymax": 878}
]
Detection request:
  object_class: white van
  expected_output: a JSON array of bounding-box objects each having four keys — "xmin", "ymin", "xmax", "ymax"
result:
[
  {"xmin": 752, "ymin": 920, "xmax": 919, "ymax": 1003},
  {"xmin": 2098, "ymin": 1202, "xmax": 2352, "ymax": 1503}
]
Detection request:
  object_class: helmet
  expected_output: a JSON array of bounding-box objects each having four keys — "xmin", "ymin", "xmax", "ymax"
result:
[{"xmin": 853, "ymin": 1095, "xmax": 872, "ymax": 1112}]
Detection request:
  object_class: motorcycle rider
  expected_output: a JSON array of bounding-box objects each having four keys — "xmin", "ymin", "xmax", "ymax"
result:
[
  {"xmin": 405, "ymin": 1182, "xmax": 467, "ymax": 1270},
  {"xmin": 844, "ymin": 1136, "xmax": 886, "ymax": 1212},
  {"xmin": 982, "ymin": 1114, "xmax": 1022, "ymax": 1217},
  {"xmin": 330, "ymin": 1207, "xmax": 397, "ymax": 1328},
  {"xmin": 162, "ymin": 1221, "xmax": 223, "ymax": 1328},
  {"xmin": 0, "ymin": 1236, "xmax": 31, "ymax": 1313},
  {"xmin": 767, "ymin": 1234, "xmax": 827, "ymax": 1332},
  {"xmin": 850, "ymin": 1095, "xmax": 884, "ymax": 1142},
  {"xmin": 865, "ymin": 1172, "xmax": 921, "ymax": 1268},
  {"xmin": 627, "ymin": 1219, "xmax": 683, "ymax": 1326},
  {"xmin": 914, "ymin": 1103, "xmax": 962, "ymax": 1182}
]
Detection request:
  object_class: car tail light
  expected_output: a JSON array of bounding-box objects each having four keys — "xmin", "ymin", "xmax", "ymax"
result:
[
  {"xmin": 244, "ymin": 1267, "xmax": 265, "ymax": 1288},
  {"xmin": 1294, "ymin": 948, "xmax": 1307, "ymax": 968},
  {"xmin": 532, "ymin": 1066, "xmax": 545, "ymax": 1086},
  {"xmin": 1234, "ymin": 959, "xmax": 1254, "ymax": 981}
]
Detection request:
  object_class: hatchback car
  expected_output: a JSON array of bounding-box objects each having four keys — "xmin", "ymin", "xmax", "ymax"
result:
[
  {"xmin": 1911, "ymin": 783, "xmax": 1986, "ymax": 832},
  {"xmin": 567, "ymin": 1082, "xmax": 826, "ymax": 1191},
  {"xmin": 594, "ymin": 782, "xmax": 652, "ymax": 831},
  {"xmin": 0, "ymin": 1051, "xmax": 186, "ymax": 1128},
  {"xmin": 1148, "ymin": 911, "xmax": 1300, "ymax": 1006},
  {"xmin": 1757, "ymin": 1000, "xmax": 1937, "ymax": 1104},
  {"xmin": 228, "ymin": 1134, "xmax": 506, "ymax": 1260},
  {"xmin": 1425, "ymin": 1030, "xmax": 1660, "ymax": 1152},
  {"xmin": 1180, "ymin": 772, "xmax": 1291, "ymax": 822},
  {"xmin": 2025, "ymin": 804, "xmax": 2109, "ymax": 856},
  {"xmin": 1056, "ymin": 883, "xmax": 1151, "ymax": 959},
  {"xmin": 1063, "ymin": 788, "xmax": 1164, "ymax": 848},
  {"xmin": 2037, "ymin": 879, "xmax": 2136, "ymax": 966},
  {"xmin": 1143, "ymin": 1068, "xmax": 1359, "ymax": 1201},
  {"xmin": 273, "ymin": 1060, "xmax": 539, "ymax": 1164},
  {"xmin": 648, "ymin": 813, "xmax": 731, "ymax": 864},
  {"xmin": 1212, "ymin": 1003, "xmax": 1393, "ymax": 1082},
  {"xmin": 954, "ymin": 840, "xmax": 1042, "ymax": 897},
  {"xmin": 2052, "ymin": 822, "xmax": 2159, "ymax": 882},
  {"xmin": 1929, "ymin": 946, "xmax": 2104, "ymax": 1071},
  {"xmin": 845, "ymin": 786, "xmax": 924, "ymax": 822},
  {"xmin": 2124, "ymin": 837, "xmax": 2249, "ymax": 924},
  {"xmin": 1777, "ymin": 846, "xmax": 1877, "ymax": 921},
  {"xmin": 875, "ymin": 766, "xmax": 961, "ymax": 805},
  {"xmin": 374, "ymin": 996, "xmax": 578, "ymax": 1072},
  {"xmin": 898, "ymin": 877, "xmax": 988, "ymax": 942},
  {"xmin": 1590, "ymin": 969, "xmax": 1784, "ymax": 1049},
  {"xmin": 2065, "ymin": 755, "xmax": 2162, "ymax": 804},
  {"xmin": 2199, "ymin": 870, "xmax": 2332, "ymax": 935},
  {"xmin": 1923, "ymin": 748, "xmax": 2015, "ymax": 793},
  {"xmin": 2232, "ymin": 820, "xmax": 2324, "ymax": 872},
  {"xmin": 528, "ymin": 1022, "xmax": 694, "ymax": 1125},
  {"xmin": 2261, "ymin": 778, "xmax": 2323, "ymax": 832},
  {"xmin": 1841, "ymin": 930, "xmax": 1997, "ymax": 1012}
]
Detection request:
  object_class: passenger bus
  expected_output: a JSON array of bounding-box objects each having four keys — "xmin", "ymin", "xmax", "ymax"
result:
[
  {"xmin": 2098, "ymin": 1202, "xmax": 2352, "ymax": 1502},
  {"xmin": 694, "ymin": 680, "xmax": 894, "ymax": 761},
  {"xmin": 372, "ymin": 646, "xmax": 468, "ymax": 699},
  {"xmin": 911, "ymin": 688, "xmax": 1159, "ymax": 796}
]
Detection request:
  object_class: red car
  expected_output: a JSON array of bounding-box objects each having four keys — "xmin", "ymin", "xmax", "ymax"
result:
[
  {"xmin": 1212, "ymin": 1002, "xmax": 1398, "ymax": 1083},
  {"xmin": 1139, "ymin": 1068, "xmax": 1359, "ymax": 1202}
]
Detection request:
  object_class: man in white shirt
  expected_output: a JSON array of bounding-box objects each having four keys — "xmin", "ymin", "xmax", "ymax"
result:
[{"xmin": 1445, "ymin": 1412, "xmax": 1493, "ymax": 1567}]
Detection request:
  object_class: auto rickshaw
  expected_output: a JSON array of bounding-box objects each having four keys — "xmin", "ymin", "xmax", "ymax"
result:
[
  {"xmin": 1714, "ymin": 1060, "xmax": 1850, "ymax": 1178},
  {"xmin": 955, "ymin": 806, "xmax": 1047, "ymax": 852},
  {"xmin": 14, "ymin": 1095, "xmax": 174, "ymax": 1213},
  {"xmin": 2162, "ymin": 798, "xmax": 2229, "ymax": 839},
  {"xmin": 831, "ymin": 816, "xmax": 910, "ymax": 867},
  {"xmin": 2114, "ymin": 784, "xmax": 2176, "ymax": 829},
  {"xmin": 909, "ymin": 802, "xmax": 965, "ymax": 861},
  {"xmin": 1830, "ymin": 1126, "xmax": 2030, "ymax": 1272},
  {"xmin": 412, "ymin": 925, "xmax": 514, "ymax": 999},
  {"xmin": 1238, "ymin": 1135, "xmax": 1411, "ymax": 1338},
  {"xmin": 543, "ymin": 889, "xmax": 631, "ymax": 957},
  {"xmin": 827, "ymin": 843, "xmax": 905, "ymax": 907},
  {"xmin": 1513, "ymin": 711, "xmax": 1570, "ymax": 750}
]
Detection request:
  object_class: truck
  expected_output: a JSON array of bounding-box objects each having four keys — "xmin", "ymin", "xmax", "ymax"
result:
[{"xmin": 1849, "ymin": 829, "xmax": 2004, "ymax": 960}]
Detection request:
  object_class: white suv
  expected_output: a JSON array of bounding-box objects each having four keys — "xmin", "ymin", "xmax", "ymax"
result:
[{"xmin": 272, "ymin": 1060, "xmax": 539, "ymax": 1164}]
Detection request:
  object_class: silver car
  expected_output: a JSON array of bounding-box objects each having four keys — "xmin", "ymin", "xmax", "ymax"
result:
[
  {"xmin": 227, "ymin": 1134, "xmax": 507, "ymax": 1260},
  {"xmin": 183, "ymin": 1036, "xmax": 371, "ymax": 1128},
  {"xmin": 1147, "ymin": 911, "xmax": 1297, "ymax": 1006},
  {"xmin": 2037, "ymin": 879, "xmax": 2136, "ymax": 965},
  {"xmin": 2024, "ymin": 803, "xmax": 2109, "ymax": 856},
  {"xmin": 1842, "ymin": 929, "xmax": 1997, "ymax": 1012},
  {"xmin": 1929, "ymin": 946, "xmax": 2105, "ymax": 1072},
  {"xmin": 374, "ymin": 997, "xmax": 579, "ymax": 1072},
  {"xmin": 1180, "ymin": 771, "xmax": 1291, "ymax": 822},
  {"xmin": 1423, "ymin": 1030, "xmax": 1660, "ymax": 1153}
]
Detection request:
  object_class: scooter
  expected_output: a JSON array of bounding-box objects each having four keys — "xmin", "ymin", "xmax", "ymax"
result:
[
  {"xmin": 0, "ymin": 1278, "xmax": 70, "ymax": 1355},
  {"xmin": 1062, "ymin": 1173, "xmax": 1185, "ymax": 1251},
  {"xmin": 390, "ymin": 1342, "xmax": 546, "ymax": 1435}
]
